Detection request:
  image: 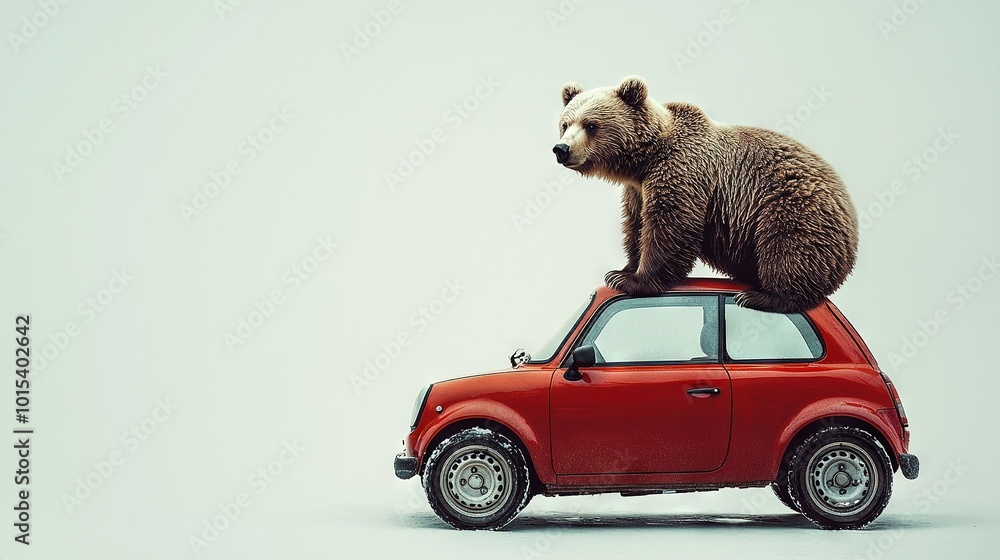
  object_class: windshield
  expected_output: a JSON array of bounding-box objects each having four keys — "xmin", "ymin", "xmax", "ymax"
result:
[{"xmin": 527, "ymin": 293, "xmax": 594, "ymax": 363}]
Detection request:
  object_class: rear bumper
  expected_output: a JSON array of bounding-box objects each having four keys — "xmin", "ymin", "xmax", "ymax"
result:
[
  {"xmin": 899, "ymin": 453, "xmax": 919, "ymax": 479},
  {"xmin": 394, "ymin": 452, "xmax": 418, "ymax": 480}
]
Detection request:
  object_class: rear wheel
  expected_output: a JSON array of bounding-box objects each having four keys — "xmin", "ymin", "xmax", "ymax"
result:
[
  {"xmin": 787, "ymin": 426, "xmax": 892, "ymax": 529},
  {"xmin": 770, "ymin": 471, "xmax": 800, "ymax": 513},
  {"xmin": 422, "ymin": 427, "xmax": 532, "ymax": 530}
]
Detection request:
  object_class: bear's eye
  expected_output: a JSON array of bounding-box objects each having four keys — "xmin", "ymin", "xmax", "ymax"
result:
[
  {"xmin": 560, "ymin": 122, "xmax": 568, "ymax": 133},
  {"xmin": 585, "ymin": 122, "xmax": 598, "ymax": 134}
]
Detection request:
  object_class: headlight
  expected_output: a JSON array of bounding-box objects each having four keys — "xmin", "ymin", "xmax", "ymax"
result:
[{"xmin": 409, "ymin": 384, "xmax": 432, "ymax": 430}]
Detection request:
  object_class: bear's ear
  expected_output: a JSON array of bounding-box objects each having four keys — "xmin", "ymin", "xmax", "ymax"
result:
[
  {"xmin": 561, "ymin": 82, "xmax": 583, "ymax": 106},
  {"xmin": 616, "ymin": 76, "xmax": 648, "ymax": 107}
]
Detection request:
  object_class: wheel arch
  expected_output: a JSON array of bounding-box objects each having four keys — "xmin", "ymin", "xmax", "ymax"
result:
[
  {"xmin": 420, "ymin": 418, "xmax": 545, "ymax": 495},
  {"xmin": 777, "ymin": 415, "xmax": 899, "ymax": 477}
]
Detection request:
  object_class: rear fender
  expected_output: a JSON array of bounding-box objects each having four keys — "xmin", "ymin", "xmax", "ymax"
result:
[{"xmin": 773, "ymin": 398, "xmax": 905, "ymax": 476}]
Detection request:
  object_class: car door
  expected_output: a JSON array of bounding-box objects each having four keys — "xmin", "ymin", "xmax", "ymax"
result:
[
  {"xmin": 549, "ymin": 294, "xmax": 733, "ymax": 475},
  {"xmin": 719, "ymin": 295, "xmax": 828, "ymax": 453}
]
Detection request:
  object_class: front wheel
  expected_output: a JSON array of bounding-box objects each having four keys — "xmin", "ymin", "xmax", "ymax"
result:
[
  {"xmin": 787, "ymin": 426, "xmax": 892, "ymax": 529},
  {"xmin": 422, "ymin": 427, "xmax": 532, "ymax": 530}
]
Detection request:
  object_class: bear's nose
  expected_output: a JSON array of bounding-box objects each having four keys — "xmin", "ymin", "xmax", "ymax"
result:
[{"xmin": 553, "ymin": 143, "xmax": 570, "ymax": 164}]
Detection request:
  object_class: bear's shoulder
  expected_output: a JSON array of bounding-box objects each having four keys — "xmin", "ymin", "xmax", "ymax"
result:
[
  {"xmin": 663, "ymin": 102, "xmax": 711, "ymax": 131},
  {"xmin": 664, "ymin": 102, "xmax": 707, "ymax": 118}
]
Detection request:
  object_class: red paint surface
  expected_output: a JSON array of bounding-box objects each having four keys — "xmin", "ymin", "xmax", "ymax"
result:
[{"xmin": 404, "ymin": 279, "xmax": 910, "ymax": 493}]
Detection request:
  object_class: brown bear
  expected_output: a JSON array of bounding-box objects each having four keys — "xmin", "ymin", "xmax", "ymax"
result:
[{"xmin": 553, "ymin": 76, "xmax": 858, "ymax": 313}]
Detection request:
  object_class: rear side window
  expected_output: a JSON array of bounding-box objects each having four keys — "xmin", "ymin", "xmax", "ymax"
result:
[{"xmin": 724, "ymin": 297, "xmax": 823, "ymax": 361}]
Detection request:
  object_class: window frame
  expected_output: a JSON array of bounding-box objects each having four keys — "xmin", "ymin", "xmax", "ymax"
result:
[
  {"xmin": 561, "ymin": 292, "xmax": 725, "ymax": 367},
  {"xmin": 720, "ymin": 294, "xmax": 827, "ymax": 364}
]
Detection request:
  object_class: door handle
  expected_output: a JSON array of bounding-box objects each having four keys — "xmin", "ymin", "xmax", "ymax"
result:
[{"xmin": 686, "ymin": 387, "xmax": 720, "ymax": 396}]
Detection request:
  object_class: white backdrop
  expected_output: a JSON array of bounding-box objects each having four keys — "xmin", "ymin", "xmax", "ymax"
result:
[{"xmin": 2, "ymin": 1, "xmax": 998, "ymax": 558}]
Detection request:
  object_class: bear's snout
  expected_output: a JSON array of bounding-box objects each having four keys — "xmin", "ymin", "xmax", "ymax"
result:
[{"xmin": 552, "ymin": 143, "xmax": 570, "ymax": 164}]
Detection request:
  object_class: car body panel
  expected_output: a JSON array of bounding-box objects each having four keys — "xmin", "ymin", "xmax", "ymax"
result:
[
  {"xmin": 550, "ymin": 362, "xmax": 733, "ymax": 474},
  {"xmin": 402, "ymin": 278, "xmax": 911, "ymax": 495},
  {"xmin": 407, "ymin": 368, "xmax": 558, "ymax": 482}
]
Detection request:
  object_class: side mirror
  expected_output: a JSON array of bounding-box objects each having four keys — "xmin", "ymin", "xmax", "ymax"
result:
[
  {"xmin": 572, "ymin": 345, "xmax": 596, "ymax": 367},
  {"xmin": 564, "ymin": 345, "xmax": 596, "ymax": 381},
  {"xmin": 509, "ymin": 348, "xmax": 529, "ymax": 368}
]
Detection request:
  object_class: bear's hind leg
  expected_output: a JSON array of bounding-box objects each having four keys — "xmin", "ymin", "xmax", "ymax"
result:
[
  {"xmin": 735, "ymin": 289, "xmax": 819, "ymax": 314},
  {"xmin": 748, "ymin": 210, "xmax": 837, "ymax": 314},
  {"xmin": 745, "ymin": 175, "xmax": 857, "ymax": 314}
]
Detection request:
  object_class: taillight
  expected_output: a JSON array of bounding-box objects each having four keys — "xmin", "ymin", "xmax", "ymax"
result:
[{"xmin": 880, "ymin": 372, "xmax": 908, "ymax": 428}]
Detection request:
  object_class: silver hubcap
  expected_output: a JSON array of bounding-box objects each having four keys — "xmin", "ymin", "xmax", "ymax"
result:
[
  {"xmin": 439, "ymin": 445, "xmax": 513, "ymax": 518},
  {"xmin": 806, "ymin": 441, "xmax": 878, "ymax": 516}
]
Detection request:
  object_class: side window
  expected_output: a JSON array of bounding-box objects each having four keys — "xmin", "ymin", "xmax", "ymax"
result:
[
  {"xmin": 724, "ymin": 297, "xmax": 823, "ymax": 360},
  {"xmin": 580, "ymin": 295, "xmax": 719, "ymax": 364}
]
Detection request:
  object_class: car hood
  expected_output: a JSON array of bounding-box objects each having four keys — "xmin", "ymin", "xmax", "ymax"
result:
[
  {"xmin": 435, "ymin": 365, "xmax": 548, "ymax": 386},
  {"xmin": 427, "ymin": 364, "xmax": 555, "ymax": 407},
  {"xmin": 434, "ymin": 364, "xmax": 552, "ymax": 388}
]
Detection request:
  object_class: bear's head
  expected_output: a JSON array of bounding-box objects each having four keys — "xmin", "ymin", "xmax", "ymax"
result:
[{"xmin": 553, "ymin": 76, "xmax": 669, "ymax": 182}]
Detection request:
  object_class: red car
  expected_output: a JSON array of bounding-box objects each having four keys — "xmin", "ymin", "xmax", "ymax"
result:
[{"xmin": 394, "ymin": 278, "xmax": 918, "ymax": 530}]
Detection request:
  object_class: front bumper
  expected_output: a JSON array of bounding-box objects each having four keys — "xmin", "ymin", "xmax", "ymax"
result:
[
  {"xmin": 899, "ymin": 453, "xmax": 919, "ymax": 479},
  {"xmin": 394, "ymin": 452, "xmax": 418, "ymax": 480}
]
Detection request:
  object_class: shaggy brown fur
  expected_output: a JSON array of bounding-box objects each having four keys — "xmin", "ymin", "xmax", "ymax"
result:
[{"xmin": 554, "ymin": 76, "xmax": 858, "ymax": 313}]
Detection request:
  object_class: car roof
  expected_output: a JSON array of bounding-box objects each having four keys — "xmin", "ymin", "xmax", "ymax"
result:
[{"xmin": 595, "ymin": 276, "xmax": 750, "ymax": 299}]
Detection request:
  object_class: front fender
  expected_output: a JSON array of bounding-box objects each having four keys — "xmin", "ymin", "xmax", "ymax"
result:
[{"xmin": 414, "ymin": 398, "xmax": 552, "ymax": 482}]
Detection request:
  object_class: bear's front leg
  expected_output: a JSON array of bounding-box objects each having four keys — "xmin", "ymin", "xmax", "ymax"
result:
[
  {"xmin": 605, "ymin": 186, "xmax": 643, "ymax": 289},
  {"xmin": 614, "ymin": 187, "xmax": 701, "ymax": 295}
]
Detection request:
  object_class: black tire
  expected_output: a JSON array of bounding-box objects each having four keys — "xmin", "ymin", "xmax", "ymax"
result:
[
  {"xmin": 787, "ymin": 426, "xmax": 892, "ymax": 529},
  {"xmin": 770, "ymin": 472, "xmax": 800, "ymax": 513},
  {"xmin": 421, "ymin": 427, "xmax": 532, "ymax": 530}
]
